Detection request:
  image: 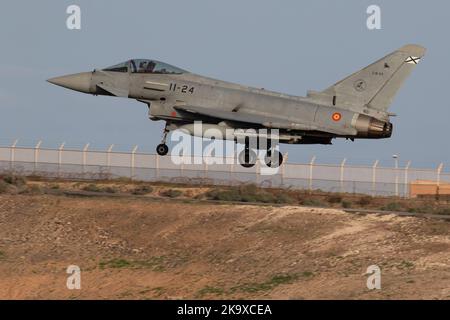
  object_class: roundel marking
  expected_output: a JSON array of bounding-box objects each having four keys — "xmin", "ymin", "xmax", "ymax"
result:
[
  {"xmin": 354, "ymin": 79, "xmax": 367, "ymax": 92},
  {"xmin": 332, "ymin": 112, "xmax": 342, "ymax": 122}
]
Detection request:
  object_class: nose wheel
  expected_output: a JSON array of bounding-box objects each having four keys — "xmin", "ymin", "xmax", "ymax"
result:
[{"xmin": 156, "ymin": 144, "xmax": 169, "ymax": 156}]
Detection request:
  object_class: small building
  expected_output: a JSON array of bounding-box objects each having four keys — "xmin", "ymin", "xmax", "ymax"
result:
[{"xmin": 409, "ymin": 180, "xmax": 450, "ymax": 198}]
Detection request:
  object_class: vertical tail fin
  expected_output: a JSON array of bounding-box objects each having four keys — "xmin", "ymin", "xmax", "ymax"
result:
[{"xmin": 310, "ymin": 44, "xmax": 426, "ymax": 116}]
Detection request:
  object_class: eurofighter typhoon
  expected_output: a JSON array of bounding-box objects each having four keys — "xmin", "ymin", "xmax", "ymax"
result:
[{"xmin": 48, "ymin": 44, "xmax": 425, "ymax": 168}]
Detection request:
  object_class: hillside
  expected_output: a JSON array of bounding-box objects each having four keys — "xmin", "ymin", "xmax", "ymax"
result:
[{"xmin": 0, "ymin": 190, "xmax": 449, "ymax": 299}]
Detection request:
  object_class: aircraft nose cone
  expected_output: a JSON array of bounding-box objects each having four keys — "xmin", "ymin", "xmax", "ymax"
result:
[{"xmin": 47, "ymin": 72, "xmax": 92, "ymax": 93}]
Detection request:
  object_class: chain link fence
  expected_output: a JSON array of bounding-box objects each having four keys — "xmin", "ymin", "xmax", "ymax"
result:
[{"xmin": 0, "ymin": 141, "xmax": 448, "ymax": 198}]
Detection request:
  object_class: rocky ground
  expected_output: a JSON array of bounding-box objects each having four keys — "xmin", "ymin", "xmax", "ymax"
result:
[{"xmin": 0, "ymin": 193, "xmax": 449, "ymax": 300}]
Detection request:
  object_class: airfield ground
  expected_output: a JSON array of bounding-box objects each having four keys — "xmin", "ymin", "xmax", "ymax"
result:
[{"xmin": 0, "ymin": 178, "xmax": 449, "ymax": 299}]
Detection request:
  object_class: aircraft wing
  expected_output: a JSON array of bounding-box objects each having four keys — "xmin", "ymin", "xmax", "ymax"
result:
[{"xmin": 174, "ymin": 105, "xmax": 354, "ymax": 135}]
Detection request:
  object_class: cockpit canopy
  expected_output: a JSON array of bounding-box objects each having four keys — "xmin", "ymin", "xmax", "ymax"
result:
[{"xmin": 103, "ymin": 59, "xmax": 187, "ymax": 74}]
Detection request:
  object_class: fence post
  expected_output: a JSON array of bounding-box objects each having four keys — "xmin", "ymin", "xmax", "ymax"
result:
[
  {"xmin": 131, "ymin": 145, "xmax": 138, "ymax": 180},
  {"xmin": 82, "ymin": 143, "xmax": 90, "ymax": 175},
  {"xmin": 281, "ymin": 152, "xmax": 288, "ymax": 187},
  {"xmin": 34, "ymin": 140, "xmax": 42, "ymax": 174},
  {"xmin": 255, "ymin": 157, "xmax": 260, "ymax": 185},
  {"xmin": 340, "ymin": 158, "xmax": 347, "ymax": 193},
  {"xmin": 107, "ymin": 144, "xmax": 114, "ymax": 177},
  {"xmin": 204, "ymin": 159, "xmax": 208, "ymax": 179},
  {"xmin": 180, "ymin": 154, "xmax": 185, "ymax": 178},
  {"xmin": 230, "ymin": 156, "xmax": 234, "ymax": 183},
  {"xmin": 394, "ymin": 157, "xmax": 399, "ymax": 197},
  {"xmin": 404, "ymin": 161, "xmax": 411, "ymax": 198},
  {"xmin": 372, "ymin": 160, "xmax": 379, "ymax": 196},
  {"xmin": 437, "ymin": 163, "xmax": 444, "ymax": 197},
  {"xmin": 58, "ymin": 142, "xmax": 65, "ymax": 178},
  {"xmin": 156, "ymin": 154, "xmax": 160, "ymax": 179},
  {"xmin": 309, "ymin": 156, "xmax": 316, "ymax": 193},
  {"xmin": 10, "ymin": 139, "xmax": 19, "ymax": 171}
]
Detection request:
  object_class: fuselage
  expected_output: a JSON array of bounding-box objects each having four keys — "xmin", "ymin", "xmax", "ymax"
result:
[
  {"xmin": 48, "ymin": 59, "xmax": 394, "ymax": 145},
  {"xmin": 96, "ymin": 70, "xmax": 392, "ymax": 144}
]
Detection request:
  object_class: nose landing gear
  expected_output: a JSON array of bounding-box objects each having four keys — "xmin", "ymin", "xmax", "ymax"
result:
[{"xmin": 156, "ymin": 123, "xmax": 170, "ymax": 156}]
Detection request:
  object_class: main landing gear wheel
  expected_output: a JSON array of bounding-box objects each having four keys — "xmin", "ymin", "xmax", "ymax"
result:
[
  {"xmin": 156, "ymin": 144, "xmax": 169, "ymax": 156},
  {"xmin": 264, "ymin": 150, "xmax": 283, "ymax": 168},
  {"xmin": 238, "ymin": 149, "xmax": 257, "ymax": 168}
]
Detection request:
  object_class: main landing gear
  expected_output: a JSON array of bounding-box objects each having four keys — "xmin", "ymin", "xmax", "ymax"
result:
[
  {"xmin": 237, "ymin": 137, "xmax": 284, "ymax": 168},
  {"xmin": 156, "ymin": 124, "xmax": 169, "ymax": 156}
]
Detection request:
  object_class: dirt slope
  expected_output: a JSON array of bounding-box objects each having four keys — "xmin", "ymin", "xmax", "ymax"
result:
[{"xmin": 0, "ymin": 194, "xmax": 449, "ymax": 300}]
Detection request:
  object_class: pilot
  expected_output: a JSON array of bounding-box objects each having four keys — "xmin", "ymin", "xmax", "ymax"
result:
[
  {"xmin": 139, "ymin": 61, "xmax": 148, "ymax": 73},
  {"xmin": 146, "ymin": 61, "xmax": 156, "ymax": 73}
]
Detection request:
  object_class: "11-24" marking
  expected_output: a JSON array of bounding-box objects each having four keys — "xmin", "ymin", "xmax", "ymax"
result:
[{"xmin": 169, "ymin": 83, "xmax": 195, "ymax": 94}]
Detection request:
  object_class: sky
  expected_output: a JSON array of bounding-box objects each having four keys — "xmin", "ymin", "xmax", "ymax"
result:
[{"xmin": 0, "ymin": 0, "xmax": 448, "ymax": 169}]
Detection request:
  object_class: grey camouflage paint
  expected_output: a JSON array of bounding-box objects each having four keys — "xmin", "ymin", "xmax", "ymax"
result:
[{"xmin": 48, "ymin": 44, "xmax": 425, "ymax": 145}]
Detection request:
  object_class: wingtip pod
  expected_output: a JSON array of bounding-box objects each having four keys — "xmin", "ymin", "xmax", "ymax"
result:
[{"xmin": 398, "ymin": 44, "xmax": 426, "ymax": 58}]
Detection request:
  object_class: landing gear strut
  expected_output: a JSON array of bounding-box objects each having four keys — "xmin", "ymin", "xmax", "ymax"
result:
[
  {"xmin": 156, "ymin": 123, "xmax": 169, "ymax": 156},
  {"xmin": 238, "ymin": 137, "xmax": 257, "ymax": 168}
]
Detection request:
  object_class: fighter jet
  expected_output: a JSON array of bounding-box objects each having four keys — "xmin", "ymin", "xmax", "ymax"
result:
[{"xmin": 48, "ymin": 44, "xmax": 425, "ymax": 168}]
